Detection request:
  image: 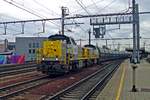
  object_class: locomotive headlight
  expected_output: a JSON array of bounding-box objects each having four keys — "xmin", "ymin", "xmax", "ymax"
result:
[
  {"xmin": 56, "ymin": 58, "xmax": 58, "ymax": 61},
  {"xmin": 42, "ymin": 58, "xmax": 45, "ymax": 60}
]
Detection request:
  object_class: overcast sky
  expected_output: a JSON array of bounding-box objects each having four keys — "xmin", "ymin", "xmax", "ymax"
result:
[{"xmin": 0, "ymin": 0, "xmax": 150, "ymax": 50}]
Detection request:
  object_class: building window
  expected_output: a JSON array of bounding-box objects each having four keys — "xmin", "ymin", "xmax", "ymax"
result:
[
  {"xmin": 29, "ymin": 43, "xmax": 32, "ymax": 48},
  {"xmin": 32, "ymin": 49, "xmax": 35, "ymax": 54},
  {"xmin": 29, "ymin": 49, "xmax": 32, "ymax": 54},
  {"xmin": 33, "ymin": 43, "xmax": 35, "ymax": 48},
  {"xmin": 36, "ymin": 43, "xmax": 39, "ymax": 48}
]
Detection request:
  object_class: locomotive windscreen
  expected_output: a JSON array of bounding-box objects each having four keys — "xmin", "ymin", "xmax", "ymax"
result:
[{"xmin": 84, "ymin": 44, "xmax": 96, "ymax": 49}]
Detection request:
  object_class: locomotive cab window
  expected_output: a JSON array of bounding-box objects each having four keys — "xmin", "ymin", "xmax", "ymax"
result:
[
  {"xmin": 71, "ymin": 38, "xmax": 77, "ymax": 45},
  {"xmin": 67, "ymin": 39, "xmax": 71, "ymax": 44}
]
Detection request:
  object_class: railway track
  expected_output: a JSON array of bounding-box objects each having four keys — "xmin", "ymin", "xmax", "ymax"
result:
[
  {"xmin": 0, "ymin": 63, "xmax": 37, "ymax": 72},
  {"xmin": 0, "ymin": 75, "xmax": 52, "ymax": 100},
  {"xmin": 0, "ymin": 64, "xmax": 38, "ymax": 77},
  {"xmin": 43, "ymin": 60, "xmax": 122, "ymax": 100}
]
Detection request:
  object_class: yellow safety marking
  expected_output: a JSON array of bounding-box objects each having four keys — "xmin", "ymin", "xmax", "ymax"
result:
[{"xmin": 115, "ymin": 62, "xmax": 126, "ymax": 100}]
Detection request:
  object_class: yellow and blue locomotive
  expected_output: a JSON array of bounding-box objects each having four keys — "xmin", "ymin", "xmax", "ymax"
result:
[
  {"xmin": 37, "ymin": 34, "xmax": 99, "ymax": 75},
  {"xmin": 37, "ymin": 34, "xmax": 129, "ymax": 75}
]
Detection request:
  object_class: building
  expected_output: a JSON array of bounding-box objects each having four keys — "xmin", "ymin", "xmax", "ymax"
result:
[
  {"xmin": 15, "ymin": 37, "xmax": 47, "ymax": 61},
  {"xmin": 8, "ymin": 42, "xmax": 15, "ymax": 51}
]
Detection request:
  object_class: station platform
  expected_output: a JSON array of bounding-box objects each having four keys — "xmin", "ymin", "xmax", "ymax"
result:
[{"xmin": 96, "ymin": 59, "xmax": 150, "ymax": 100}]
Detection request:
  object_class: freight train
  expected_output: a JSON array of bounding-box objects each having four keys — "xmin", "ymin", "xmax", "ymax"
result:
[{"xmin": 37, "ymin": 34, "xmax": 130, "ymax": 75}]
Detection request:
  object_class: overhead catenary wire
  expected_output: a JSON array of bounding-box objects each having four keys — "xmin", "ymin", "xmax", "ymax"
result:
[
  {"xmin": 75, "ymin": 0, "xmax": 91, "ymax": 15},
  {"xmin": 12, "ymin": 0, "xmax": 57, "ymax": 17},
  {"xmin": 118, "ymin": 0, "xmax": 132, "ymax": 13},
  {"xmin": 3, "ymin": 0, "xmax": 75, "ymax": 33},
  {"xmin": 79, "ymin": 0, "xmax": 138, "ymax": 41},
  {"xmin": 32, "ymin": 1, "xmax": 86, "ymax": 34},
  {"xmin": 89, "ymin": 0, "xmax": 116, "ymax": 40},
  {"xmin": 89, "ymin": 0, "xmax": 118, "ymax": 40},
  {"xmin": 42, "ymin": 0, "xmax": 87, "ymax": 34},
  {"xmin": 90, "ymin": 0, "xmax": 100, "ymax": 10},
  {"xmin": 0, "ymin": 0, "xmax": 149, "ymax": 50},
  {"xmin": 17, "ymin": 0, "xmax": 84, "ymax": 34},
  {"xmin": 73, "ymin": 0, "xmax": 94, "ymax": 38},
  {"xmin": 1, "ymin": 0, "xmax": 150, "ymax": 38},
  {"xmin": 73, "ymin": 0, "xmax": 91, "ymax": 35},
  {"xmin": 3, "ymin": 0, "xmax": 43, "ymax": 18},
  {"xmin": 32, "ymin": 0, "xmax": 60, "ymax": 16},
  {"xmin": 70, "ymin": 0, "xmax": 105, "ymax": 15},
  {"xmin": 103, "ymin": 0, "xmax": 131, "ymax": 44},
  {"xmin": 24, "ymin": 1, "xmax": 76, "ymax": 34},
  {"xmin": 0, "ymin": 11, "xmax": 150, "ymax": 24},
  {"xmin": 76, "ymin": 0, "xmax": 98, "ymax": 32},
  {"xmin": 97, "ymin": 0, "xmax": 118, "ymax": 13},
  {"xmin": 4, "ymin": 0, "xmax": 85, "ymax": 35},
  {"xmin": 71, "ymin": 0, "xmax": 131, "ymax": 16},
  {"xmin": 3, "ymin": 0, "xmax": 61, "ymax": 28}
]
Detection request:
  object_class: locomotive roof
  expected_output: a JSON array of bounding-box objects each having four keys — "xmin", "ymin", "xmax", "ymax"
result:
[
  {"xmin": 48, "ymin": 34, "xmax": 77, "ymax": 45},
  {"xmin": 84, "ymin": 44, "xmax": 96, "ymax": 49},
  {"xmin": 48, "ymin": 34, "xmax": 70, "ymax": 41}
]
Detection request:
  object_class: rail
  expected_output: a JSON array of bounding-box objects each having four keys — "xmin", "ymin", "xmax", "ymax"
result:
[{"xmin": 42, "ymin": 60, "xmax": 122, "ymax": 100}]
